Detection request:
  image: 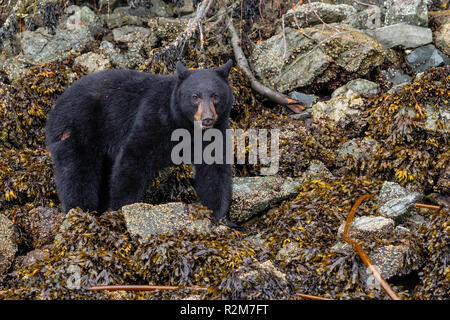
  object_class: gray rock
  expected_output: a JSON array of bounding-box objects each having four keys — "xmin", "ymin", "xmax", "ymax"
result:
[
  {"xmin": 100, "ymin": 41, "xmax": 130, "ymax": 68},
  {"xmin": 337, "ymin": 216, "xmax": 395, "ymax": 240},
  {"xmin": 311, "ymin": 96, "xmax": 367, "ymax": 122},
  {"xmin": 122, "ymin": 202, "xmax": 212, "ymax": 241},
  {"xmin": 343, "ymin": 5, "xmax": 382, "ymax": 30},
  {"xmin": 381, "ymin": 68, "xmax": 412, "ymax": 87},
  {"xmin": 103, "ymin": 12, "xmax": 146, "ymax": 28},
  {"xmin": 74, "ymin": 52, "xmax": 111, "ymax": 73},
  {"xmin": 406, "ymin": 44, "xmax": 450, "ymax": 73},
  {"xmin": 174, "ymin": 0, "xmax": 195, "ymax": 16},
  {"xmin": 284, "ymin": 2, "xmax": 357, "ymax": 28},
  {"xmin": 63, "ymin": 5, "xmax": 102, "ymax": 30},
  {"xmin": 0, "ymin": 214, "xmax": 17, "ymax": 274},
  {"xmin": 250, "ymin": 25, "xmax": 385, "ymax": 93},
  {"xmin": 331, "ymin": 78, "xmax": 380, "ymax": 98},
  {"xmin": 21, "ymin": 25, "xmax": 93, "ymax": 64},
  {"xmin": 229, "ymin": 176, "xmax": 302, "ymax": 223},
  {"xmin": 385, "ymin": 0, "xmax": 428, "ymax": 27},
  {"xmin": 0, "ymin": 56, "xmax": 27, "ymax": 82},
  {"xmin": 377, "ymin": 182, "xmax": 421, "ymax": 223},
  {"xmin": 289, "ymin": 91, "xmax": 318, "ymax": 107},
  {"xmin": 365, "ymin": 23, "xmax": 432, "ymax": 49}
]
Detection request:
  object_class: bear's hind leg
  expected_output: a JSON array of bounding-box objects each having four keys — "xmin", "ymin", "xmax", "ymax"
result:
[{"xmin": 49, "ymin": 138, "xmax": 102, "ymax": 213}]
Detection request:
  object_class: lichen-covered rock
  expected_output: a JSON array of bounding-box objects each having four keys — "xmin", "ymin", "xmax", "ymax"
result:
[
  {"xmin": 0, "ymin": 214, "xmax": 17, "ymax": 274},
  {"xmin": 284, "ymin": 2, "xmax": 357, "ymax": 28},
  {"xmin": 74, "ymin": 52, "xmax": 111, "ymax": 73},
  {"xmin": 337, "ymin": 216, "xmax": 395, "ymax": 240},
  {"xmin": 249, "ymin": 25, "xmax": 385, "ymax": 93},
  {"xmin": 311, "ymin": 96, "xmax": 367, "ymax": 122},
  {"xmin": 384, "ymin": 0, "xmax": 428, "ymax": 27},
  {"xmin": 377, "ymin": 182, "xmax": 422, "ymax": 223},
  {"xmin": 122, "ymin": 202, "xmax": 212, "ymax": 241},
  {"xmin": 21, "ymin": 25, "xmax": 93, "ymax": 64},
  {"xmin": 335, "ymin": 137, "xmax": 379, "ymax": 167},
  {"xmin": 331, "ymin": 79, "xmax": 380, "ymax": 98},
  {"xmin": 230, "ymin": 176, "xmax": 302, "ymax": 223},
  {"xmin": 365, "ymin": 23, "xmax": 432, "ymax": 49}
]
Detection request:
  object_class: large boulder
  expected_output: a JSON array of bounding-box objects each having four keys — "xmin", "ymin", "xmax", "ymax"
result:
[
  {"xmin": 384, "ymin": 0, "xmax": 428, "ymax": 27},
  {"xmin": 365, "ymin": 23, "xmax": 432, "ymax": 49},
  {"xmin": 249, "ymin": 25, "xmax": 385, "ymax": 93}
]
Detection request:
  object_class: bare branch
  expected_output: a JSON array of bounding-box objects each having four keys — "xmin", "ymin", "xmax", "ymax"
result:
[{"xmin": 226, "ymin": 16, "xmax": 306, "ymax": 113}]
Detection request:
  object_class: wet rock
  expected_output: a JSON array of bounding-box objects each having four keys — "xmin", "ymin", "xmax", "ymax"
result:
[
  {"xmin": 99, "ymin": 41, "xmax": 130, "ymax": 68},
  {"xmin": 21, "ymin": 25, "xmax": 93, "ymax": 64},
  {"xmin": 229, "ymin": 176, "xmax": 302, "ymax": 223},
  {"xmin": 377, "ymin": 182, "xmax": 422, "ymax": 223},
  {"xmin": 311, "ymin": 95, "xmax": 366, "ymax": 122},
  {"xmin": 384, "ymin": 0, "xmax": 428, "ymax": 27},
  {"xmin": 284, "ymin": 2, "xmax": 356, "ymax": 28},
  {"xmin": 0, "ymin": 56, "xmax": 27, "ymax": 82},
  {"xmin": 22, "ymin": 207, "xmax": 65, "ymax": 249},
  {"xmin": 365, "ymin": 23, "xmax": 432, "ymax": 49},
  {"xmin": 74, "ymin": 52, "xmax": 111, "ymax": 73},
  {"xmin": 335, "ymin": 137, "xmax": 379, "ymax": 166},
  {"xmin": 122, "ymin": 202, "xmax": 212, "ymax": 241},
  {"xmin": 331, "ymin": 78, "xmax": 380, "ymax": 98},
  {"xmin": 220, "ymin": 259, "xmax": 291, "ymax": 299},
  {"xmin": 0, "ymin": 214, "xmax": 17, "ymax": 274},
  {"xmin": 406, "ymin": 44, "xmax": 450, "ymax": 73},
  {"xmin": 249, "ymin": 25, "xmax": 385, "ymax": 93},
  {"xmin": 337, "ymin": 216, "xmax": 395, "ymax": 241}
]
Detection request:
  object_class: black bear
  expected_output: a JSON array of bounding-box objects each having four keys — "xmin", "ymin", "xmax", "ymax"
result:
[{"xmin": 45, "ymin": 60, "xmax": 235, "ymax": 225}]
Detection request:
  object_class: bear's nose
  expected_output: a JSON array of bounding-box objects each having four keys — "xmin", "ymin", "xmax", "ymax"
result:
[{"xmin": 202, "ymin": 118, "xmax": 214, "ymax": 128}]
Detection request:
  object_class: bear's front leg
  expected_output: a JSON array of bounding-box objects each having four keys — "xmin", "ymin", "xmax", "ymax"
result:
[
  {"xmin": 109, "ymin": 145, "xmax": 153, "ymax": 210},
  {"xmin": 193, "ymin": 163, "xmax": 232, "ymax": 221}
]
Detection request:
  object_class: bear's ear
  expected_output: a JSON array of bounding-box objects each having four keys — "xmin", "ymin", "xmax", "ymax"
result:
[
  {"xmin": 215, "ymin": 59, "xmax": 233, "ymax": 79},
  {"xmin": 176, "ymin": 61, "xmax": 189, "ymax": 81}
]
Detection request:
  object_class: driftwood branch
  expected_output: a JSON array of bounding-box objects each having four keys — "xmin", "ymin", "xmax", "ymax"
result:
[{"xmin": 226, "ymin": 16, "xmax": 306, "ymax": 113}]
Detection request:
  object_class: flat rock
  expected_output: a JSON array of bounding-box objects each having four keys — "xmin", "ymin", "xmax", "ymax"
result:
[
  {"xmin": 337, "ymin": 216, "xmax": 395, "ymax": 240},
  {"xmin": 0, "ymin": 214, "xmax": 17, "ymax": 274},
  {"xmin": 122, "ymin": 202, "xmax": 212, "ymax": 241},
  {"xmin": 229, "ymin": 176, "xmax": 302, "ymax": 223},
  {"xmin": 406, "ymin": 44, "xmax": 450, "ymax": 73},
  {"xmin": 365, "ymin": 23, "xmax": 432, "ymax": 49}
]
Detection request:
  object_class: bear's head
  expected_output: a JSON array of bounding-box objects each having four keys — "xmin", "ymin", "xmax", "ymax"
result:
[{"xmin": 172, "ymin": 60, "xmax": 233, "ymax": 130}]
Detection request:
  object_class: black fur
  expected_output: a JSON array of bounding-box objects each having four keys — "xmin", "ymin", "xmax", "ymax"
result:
[{"xmin": 45, "ymin": 60, "xmax": 234, "ymax": 223}]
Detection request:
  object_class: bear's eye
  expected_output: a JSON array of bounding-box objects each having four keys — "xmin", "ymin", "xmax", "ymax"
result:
[
  {"xmin": 192, "ymin": 94, "xmax": 200, "ymax": 104},
  {"xmin": 212, "ymin": 94, "xmax": 219, "ymax": 104}
]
